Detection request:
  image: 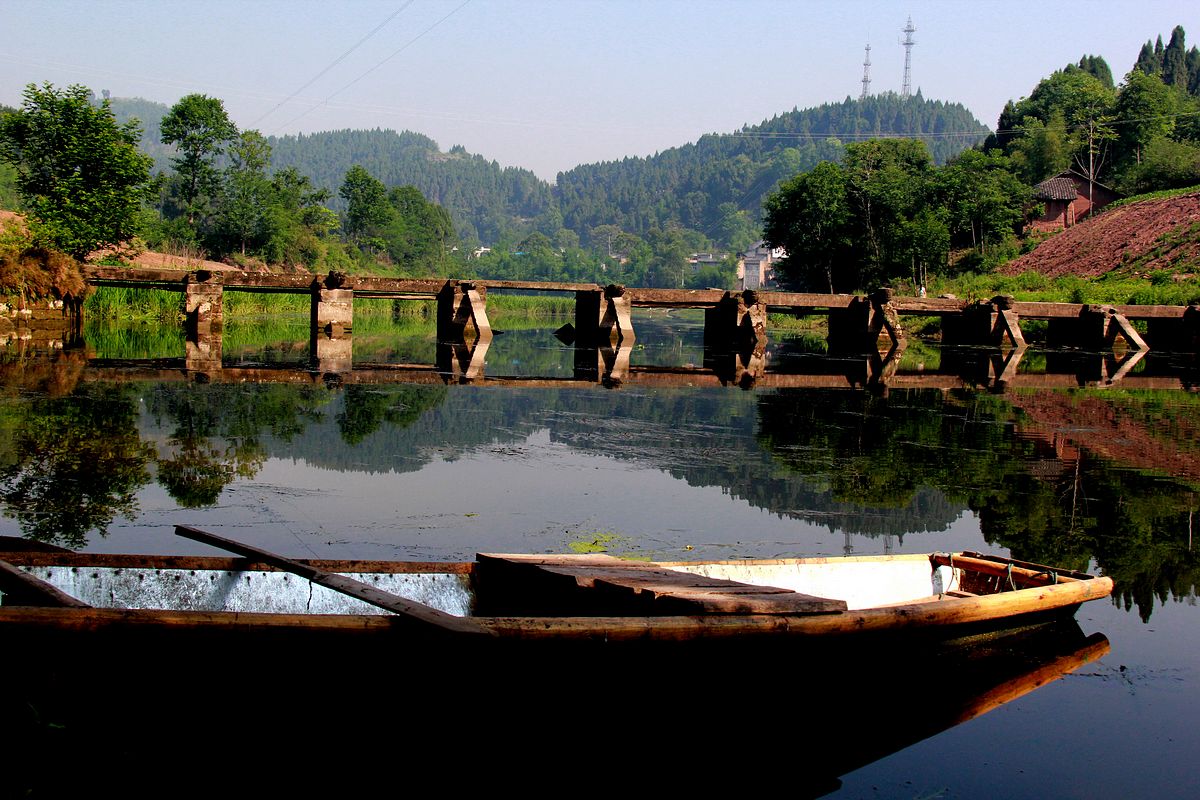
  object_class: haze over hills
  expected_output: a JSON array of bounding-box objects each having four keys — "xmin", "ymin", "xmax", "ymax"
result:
[{"xmin": 109, "ymin": 93, "xmax": 989, "ymax": 249}]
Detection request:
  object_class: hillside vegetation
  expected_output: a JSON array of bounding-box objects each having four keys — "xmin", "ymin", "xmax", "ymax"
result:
[{"xmin": 105, "ymin": 94, "xmax": 987, "ymax": 250}]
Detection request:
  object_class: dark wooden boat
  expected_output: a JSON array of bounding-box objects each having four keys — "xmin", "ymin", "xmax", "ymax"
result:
[
  {"xmin": 0, "ymin": 527, "xmax": 1114, "ymax": 796},
  {"xmin": 0, "ymin": 525, "xmax": 1113, "ymax": 642}
]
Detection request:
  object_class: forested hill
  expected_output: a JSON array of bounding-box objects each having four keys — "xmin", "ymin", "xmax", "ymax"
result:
[
  {"xmin": 555, "ymin": 93, "xmax": 990, "ymax": 241},
  {"xmin": 107, "ymin": 93, "xmax": 987, "ymax": 249},
  {"xmin": 267, "ymin": 129, "xmax": 554, "ymax": 244}
]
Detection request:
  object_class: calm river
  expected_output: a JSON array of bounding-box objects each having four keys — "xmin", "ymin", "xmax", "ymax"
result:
[{"xmin": 1, "ymin": 308, "xmax": 1197, "ymax": 797}]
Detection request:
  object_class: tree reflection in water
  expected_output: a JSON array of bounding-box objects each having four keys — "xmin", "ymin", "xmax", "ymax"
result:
[
  {"xmin": 755, "ymin": 387, "xmax": 1200, "ymax": 620},
  {"xmin": 145, "ymin": 382, "xmax": 330, "ymax": 507},
  {"xmin": 0, "ymin": 384, "xmax": 153, "ymax": 547}
]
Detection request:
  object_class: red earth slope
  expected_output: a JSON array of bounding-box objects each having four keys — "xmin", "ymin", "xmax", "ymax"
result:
[{"xmin": 1002, "ymin": 193, "xmax": 1200, "ymax": 278}]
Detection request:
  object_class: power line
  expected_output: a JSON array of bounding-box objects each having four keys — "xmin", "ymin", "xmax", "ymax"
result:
[
  {"xmin": 269, "ymin": 0, "xmax": 473, "ymax": 134},
  {"xmin": 248, "ymin": 1, "xmax": 415, "ymax": 129},
  {"xmin": 721, "ymin": 108, "xmax": 1200, "ymax": 143}
]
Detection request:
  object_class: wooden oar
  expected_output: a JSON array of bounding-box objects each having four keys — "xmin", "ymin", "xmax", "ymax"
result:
[{"xmin": 174, "ymin": 525, "xmax": 491, "ymax": 638}]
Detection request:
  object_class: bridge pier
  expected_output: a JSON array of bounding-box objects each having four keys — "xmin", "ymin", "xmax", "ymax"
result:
[
  {"xmin": 185, "ymin": 329, "xmax": 223, "ymax": 376},
  {"xmin": 436, "ymin": 336, "xmax": 490, "ymax": 383},
  {"xmin": 703, "ymin": 290, "xmax": 767, "ymax": 351},
  {"xmin": 573, "ymin": 341, "xmax": 634, "ymax": 387},
  {"xmin": 309, "ymin": 330, "xmax": 353, "ymax": 374},
  {"xmin": 1047, "ymin": 304, "xmax": 1147, "ymax": 351},
  {"xmin": 575, "ymin": 285, "xmax": 633, "ymax": 345},
  {"xmin": 942, "ymin": 296, "xmax": 1025, "ymax": 348},
  {"xmin": 1146, "ymin": 304, "xmax": 1200, "ymax": 352},
  {"xmin": 183, "ymin": 271, "xmax": 224, "ymax": 335},
  {"xmin": 827, "ymin": 289, "xmax": 904, "ymax": 354},
  {"xmin": 437, "ymin": 281, "xmax": 491, "ymax": 342},
  {"xmin": 311, "ymin": 272, "xmax": 354, "ymax": 335}
]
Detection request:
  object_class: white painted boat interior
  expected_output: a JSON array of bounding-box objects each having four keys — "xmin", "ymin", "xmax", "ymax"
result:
[
  {"xmin": 9, "ymin": 566, "xmax": 474, "ymax": 617},
  {"xmin": 666, "ymin": 557, "xmax": 961, "ymax": 611},
  {"xmin": 5, "ymin": 556, "xmax": 967, "ymax": 616}
]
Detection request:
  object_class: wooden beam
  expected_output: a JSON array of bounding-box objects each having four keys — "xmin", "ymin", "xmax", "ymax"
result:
[
  {"xmin": 1109, "ymin": 313, "xmax": 1148, "ymax": 351},
  {"xmin": 174, "ymin": 526, "xmax": 491, "ymax": 637}
]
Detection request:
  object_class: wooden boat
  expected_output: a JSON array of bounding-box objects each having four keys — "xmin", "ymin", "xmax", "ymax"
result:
[
  {"xmin": 0, "ymin": 525, "xmax": 1114, "ymax": 643},
  {"xmin": 0, "ymin": 527, "xmax": 1114, "ymax": 795}
]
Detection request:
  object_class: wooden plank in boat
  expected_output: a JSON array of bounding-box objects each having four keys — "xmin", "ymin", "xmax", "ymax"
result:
[{"xmin": 475, "ymin": 553, "xmax": 846, "ymax": 615}]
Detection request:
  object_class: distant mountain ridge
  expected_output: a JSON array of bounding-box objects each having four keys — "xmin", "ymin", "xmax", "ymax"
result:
[{"xmin": 108, "ymin": 93, "xmax": 989, "ymax": 248}]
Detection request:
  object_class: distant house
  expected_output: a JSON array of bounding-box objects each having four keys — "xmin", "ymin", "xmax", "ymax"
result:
[
  {"xmin": 1029, "ymin": 170, "xmax": 1120, "ymax": 232},
  {"xmin": 687, "ymin": 252, "xmax": 724, "ymax": 273},
  {"xmin": 738, "ymin": 242, "xmax": 784, "ymax": 290}
]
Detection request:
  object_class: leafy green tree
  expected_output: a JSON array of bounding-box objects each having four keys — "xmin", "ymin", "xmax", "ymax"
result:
[
  {"xmin": 762, "ymin": 161, "xmax": 850, "ymax": 291},
  {"xmin": 1114, "ymin": 70, "xmax": 1176, "ymax": 168},
  {"xmin": 160, "ymin": 93, "xmax": 237, "ymax": 224},
  {"xmin": 1134, "ymin": 37, "xmax": 1164, "ymax": 76},
  {"xmin": 842, "ymin": 139, "xmax": 931, "ymax": 284},
  {"xmin": 935, "ymin": 149, "xmax": 1030, "ymax": 255},
  {"xmin": 1120, "ymin": 138, "xmax": 1200, "ymax": 193},
  {"xmin": 1074, "ymin": 55, "xmax": 1114, "ymax": 89},
  {"xmin": 0, "ymin": 105, "xmax": 19, "ymax": 209},
  {"xmin": 715, "ymin": 202, "xmax": 759, "ymax": 254},
  {"xmin": 1067, "ymin": 82, "xmax": 1117, "ymax": 206},
  {"xmin": 0, "ymin": 83, "xmax": 151, "ymax": 258},
  {"xmin": 382, "ymin": 185, "xmax": 454, "ymax": 273},
  {"xmin": 1008, "ymin": 113, "xmax": 1071, "ymax": 183},
  {"xmin": 1162, "ymin": 26, "xmax": 1189, "ymax": 90},
  {"xmin": 339, "ymin": 165, "xmax": 391, "ymax": 244},
  {"xmin": 221, "ymin": 130, "xmax": 273, "ymax": 255},
  {"xmin": 641, "ymin": 227, "xmax": 690, "ymax": 288},
  {"xmin": 264, "ymin": 166, "xmax": 337, "ymax": 267},
  {"xmin": 901, "ymin": 208, "xmax": 949, "ymax": 290}
]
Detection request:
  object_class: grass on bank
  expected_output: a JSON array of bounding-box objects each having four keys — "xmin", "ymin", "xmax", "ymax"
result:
[{"xmin": 927, "ymin": 269, "xmax": 1200, "ymax": 307}]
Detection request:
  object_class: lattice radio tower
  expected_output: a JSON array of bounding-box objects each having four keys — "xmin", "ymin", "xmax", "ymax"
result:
[
  {"xmin": 860, "ymin": 43, "xmax": 872, "ymax": 100},
  {"xmin": 900, "ymin": 16, "xmax": 916, "ymax": 97}
]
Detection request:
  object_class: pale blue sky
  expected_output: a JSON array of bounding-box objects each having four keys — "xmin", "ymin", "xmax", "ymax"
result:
[{"xmin": 1, "ymin": 0, "xmax": 1195, "ymax": 179}]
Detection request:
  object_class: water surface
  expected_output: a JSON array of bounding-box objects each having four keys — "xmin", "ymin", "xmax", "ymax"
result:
[{"xmin": 1, "ymin": 313, "xmax": 1197, "ymax": 797}]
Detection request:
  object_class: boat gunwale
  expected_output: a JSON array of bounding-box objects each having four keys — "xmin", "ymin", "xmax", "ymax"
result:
[
  {"xmin": 0, "ymin": 551, "xmax": 473, "ymax": 574},
  {"xmin": 0, "ymin": 572, "xmax": 1115, "ymax": 641}
]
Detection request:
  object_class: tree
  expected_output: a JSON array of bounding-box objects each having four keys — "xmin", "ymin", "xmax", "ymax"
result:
[
  {"xmin": 0, "ymin": 83, "xmax": 151, "ymax": 259},
  {"xmin": 1162, "ymin": 26, "xmax": 1189, "ymax": 90},
  {"xmin": 1121, "ymin": 138, "xmax": 1200, "ymax": 193},
  {"xmin": 1067, "ymin": 82, "xmax": 1117, "ymax": 212},
  {"xmin": 762, "ymin": 161, "xmax": 850, "ymax": 292},
  {"xmin": 1134, "ymin": 38, "xmax": 1163, "ymax": 76},
  {"xmin": 338, "ymin": 165, "xmax": 391, "ymax": 244},
  {"xmin": 1114, "ymin": 70, "xmax": 1175, "ymax": 168},
  {"xmin": 901, "ymin": 208, "xmax": 949, "ymax": 292},
  {"xmin": 842, "ymin": 139, "xmax": 931, "ymax": 283},
  {"xmin": 1075, "ymin": 55, "xmax": 1114, "ymax": 89},
  {"xmin": 1008, "ymin": 113, "xmax": 1070, "ymax": 183},
  {"xmin": 221, "ymin": 130, "xmax": 273, "ymax": 255},
  {"xmin": 935, "ymin": 149, "xmax": 1030, "ymax": 255},
  {"xmin": 160, "ymin": 94, "xmax": 237, "ymax": 224},
  {"xmin": 641, "ymin": 227, "xmax": 690, "ymax": 288}
]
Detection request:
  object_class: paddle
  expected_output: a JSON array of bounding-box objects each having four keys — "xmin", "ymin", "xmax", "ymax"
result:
[{"xmin": 174, "ymin": 525, "xmax": 491, "ymax": 638}]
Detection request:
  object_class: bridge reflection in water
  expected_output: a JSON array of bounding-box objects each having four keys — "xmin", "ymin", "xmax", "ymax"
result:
[{"xmin": 69, "ymin": 324, "xmax": 1197, "ymax": 393}]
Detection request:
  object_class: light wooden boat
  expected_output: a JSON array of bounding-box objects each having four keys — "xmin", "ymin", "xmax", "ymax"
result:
[{"xmin": 0, "ymin": 525, "xmax": 1113, "ymax": 643}]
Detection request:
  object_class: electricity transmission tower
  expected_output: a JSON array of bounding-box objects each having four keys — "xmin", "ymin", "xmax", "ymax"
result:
[
  {"xmin": 900, "ymin": 16, "xmax": 916, "ymax": 97},
  {"xmin": 860, "ymin": 43, "xmax": 872, "ymax": 100}
]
